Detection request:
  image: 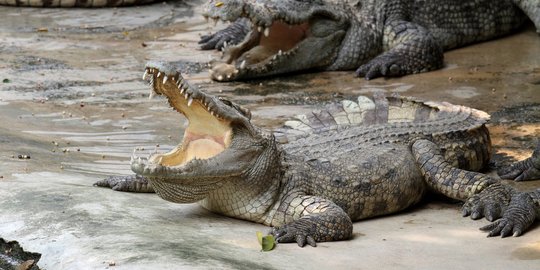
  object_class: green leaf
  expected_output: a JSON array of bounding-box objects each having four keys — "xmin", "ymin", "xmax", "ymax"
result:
[
  {"xmin": 256, "ymin": 231, "xmax": 263, "ymax": 245},
  {"xmin": 2, "ymin": 78, "xmax": 10, "ymax": 83},
  {"xmin": 256, "ymin": 232, "xmax": 276, "ymax": 251},
  {"xmin": 261, "ymin": 235, "xmax": 275, "ymax": 251}
]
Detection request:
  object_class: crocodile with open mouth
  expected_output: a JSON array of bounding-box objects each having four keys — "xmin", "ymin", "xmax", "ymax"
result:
[
  {"xmin": 95, "ymin": 62, "xmax": 540, "ymax": 247},
  {"xmin": 199, "ymin": 0, "xmax": 540, "ymax": 81}
]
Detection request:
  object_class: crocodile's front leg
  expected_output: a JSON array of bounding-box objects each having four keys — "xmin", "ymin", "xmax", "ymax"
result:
[
  {"xmin": 498, "ymin": 141, "xmax": 540, "ymax": 181},
  {"xmin": 411, "ymin": 139, "xmax": 539, "ymax": 237},
  {"xmin": 270, "ymin": 195, "xmax": 353, "ymax": 247},
  {"xmin": 94, "ymin": 174, "xmax": 154, "ymax": 193},
  {"xmin": 199, "ymin": 18, "xmax": 251, "ymax": 50},
  {"xmin": 355, "ymin": 21, "xmax": 443, "ymax": 80}
]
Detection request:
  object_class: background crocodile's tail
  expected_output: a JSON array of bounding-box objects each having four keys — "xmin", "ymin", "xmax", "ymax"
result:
[
  {"xmin": 274, "ymin": 93, "xmax": 490, "ymax": 144},
  {"xmin": 0, "ymin": 0, "xmax": 157, "ymax": 7},
  {"xmin": 513, "ymin": 0, "xmax": 540, "ymax": 33}
]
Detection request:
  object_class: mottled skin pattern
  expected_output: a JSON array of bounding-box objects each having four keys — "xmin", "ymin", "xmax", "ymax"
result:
[
  {"xmin": 200, "ymin": 0, "xmax": 539, "ymax": 81},
  {"xmin": 95, "ymin": 63, "xmax": 540, "ymax": 247},
  {"xmin": 0, "ymin": 0, "xmax": 157, "ymax": 7}
]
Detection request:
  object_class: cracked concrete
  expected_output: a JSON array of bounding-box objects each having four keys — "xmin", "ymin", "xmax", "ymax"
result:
[{"xmin": 0, "ymin": 1, "xmax": 539, "ymax": 269}]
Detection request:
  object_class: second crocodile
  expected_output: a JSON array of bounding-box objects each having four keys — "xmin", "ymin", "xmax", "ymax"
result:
[{"xmin": 200, "ymin": 0, "xmax": 540, "ymax": 81}]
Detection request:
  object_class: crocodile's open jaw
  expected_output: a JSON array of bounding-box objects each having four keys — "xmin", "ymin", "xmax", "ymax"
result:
[
  {"xmin": 144, "ymin": 67, "xmax": 232, "ymax": 169},
  {"xmin": 132, "ymin": 62, "xmax": 264, "ymax": 203},
  {"xmin": 147, "ymin": 71, "xmax": 232, "ymax": 168},
  {"xmin": 203, "ymin": 0, "xmax": 348, "ymax": 81},
  {"xmin": 132, "ymin": 62, "xmax": 256, "ymax": 180},
  {"xmin": 208, "ymin": 20, "xmax": 310, "ymax": 81}
]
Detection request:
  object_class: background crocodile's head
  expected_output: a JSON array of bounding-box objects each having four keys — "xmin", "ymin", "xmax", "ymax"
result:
[
  {"xmin": 132, "ymin": 62, "xmax": 275, "ymax": 203},
  {"xmin": 203, "ymin": 0, "xmax": 349, "ymax": 81}
]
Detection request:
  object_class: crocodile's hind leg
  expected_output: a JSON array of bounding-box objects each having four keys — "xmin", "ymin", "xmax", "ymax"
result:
[
  {"xmin": 498, "ymin": 141, "xmax": 540, "ymax": 181},
  {"xmin": 411, "ymin": 139, "xmax": 540, "ymax": 237},
  {"xmin": 94, "ymin": 174, "xmax": 154, "ymax": 193},
  {"xmin": 355, "ymin": 20, "xmax": 444, "ymax": 80},
  {"xmin": 199, "ymin": 18, "xmax": 251, "ymax": 50}
]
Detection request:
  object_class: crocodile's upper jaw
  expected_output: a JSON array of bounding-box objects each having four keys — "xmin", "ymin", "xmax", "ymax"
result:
[
  {"xmin": 131, "ymin": 62, "xmax": 264, "ymax": 203},
  {"xmin": 204, "ymin": 0, "xmax": 348, "ymax": 81}
]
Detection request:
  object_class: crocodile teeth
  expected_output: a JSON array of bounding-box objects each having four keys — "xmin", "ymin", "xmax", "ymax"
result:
[
  {"xmin": 264, "ymin": 27, "xmax": 270, "ymax": 37},
  {"xmin": 257, "ymin": 26, "xmax": 262, "ymax": 32},
  {"xmin": 143, "ymin": 70, "xmax": 148, "ymax": 80},
  {"xmin": 163, "ymin": 75, "xmax": 168, "ymax": 84},
  {"xmin": 278, "ymin": 50, "xmax": 282, "ymax": 56},
  {"xmin": 184, "ymin": 92, "xmax": 189, "ymax": 100},
  {"xmin": 187, "ymin": 97, "xmax": 193, "ymax": 107},
  {"xmin": 223, "ymin": 41, "xmax": 228, "ymax": 48},
  {"xmin": 240, "ymin": 60, "xmax": 246, "ymax": 69},
  {"xmin": 217, "ymin": 75, "xmax": 223, "ymax": 81},
  {"xmin": 157, "ymin": 72, "xmax": 161, "ymax": 77}
]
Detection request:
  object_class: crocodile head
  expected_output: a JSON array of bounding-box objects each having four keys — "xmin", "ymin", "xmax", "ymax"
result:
[
  {"xmin": 132, "ymin": 62, "xmax": 275, "ymax": 203},
  {"xmin": 203, "ymin": 0, "xmax": 350, "ymax": 81}
]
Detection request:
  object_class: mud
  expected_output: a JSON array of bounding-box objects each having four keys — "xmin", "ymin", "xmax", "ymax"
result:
[
  {"xmin": 0, "ymin": 238, "xmax": 41, "ymax": 270},
  {"xmin": 0, "ymin": 1, "xmax": 539, "ymax": 269}
]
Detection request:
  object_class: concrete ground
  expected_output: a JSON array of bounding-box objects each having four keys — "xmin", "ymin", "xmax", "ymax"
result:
[{"xmin": 0, "ymin": 1, "xmax": 539, "ymax": 269}]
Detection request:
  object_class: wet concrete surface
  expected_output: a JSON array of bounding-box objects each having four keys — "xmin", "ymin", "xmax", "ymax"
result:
[{"xmin": 0, "ymin": 1, "xmax": 539, "ymax": 269}]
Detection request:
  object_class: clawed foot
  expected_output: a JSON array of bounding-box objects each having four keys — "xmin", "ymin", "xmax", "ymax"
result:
[
  {"xmin": 199, "ymin": 18, "xmax": 250, "ymax": 50},
  {"xmin": 94, "ymin": 174, "xmax": 154, "ymax": 193},
  {"xmin": 463, "ymin": 184, "xmax": 537, "ymax": 237},
  {"xmin": 270, "ymin": 220, "xmax": 318, "ymax": 247},
  {"xmin": 355, "ymin": 54, "xmax": 408, "ymax": 80},
  {"xmin": 462, "ymin": 183, "xmax": 514, "ymax": 221},
  {"xmin": 498, "ymin": 143, "xmax": 540, "ymax": 181},
  {"xmin": 479, "ymin": 193, "xmax": 537, "ymax": 237}
]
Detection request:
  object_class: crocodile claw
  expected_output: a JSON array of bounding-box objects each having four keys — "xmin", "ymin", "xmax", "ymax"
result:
[
  {"xmin": 462, "ymin": 183, "xmax": 514, "ymax": 221},
  {"xmin": 94, "ymin": 175, "xmax": 154, "ymax": 193},
  {"xmin": 199, "ymin": 18, "xmax": 250, "ymax": 50},
  {"xmin": 355, "ymin": 54, "xmax": 405, "ymax": 80},
  {"xmin": 479, "ymin": 193, "xmax": 537, "ymax": 238},
  {"xmin": 271, "ymin": 223, "xmax": 317, "ymax": 247},
  {"xmin": 498, "ymin": 142, "xmax": 540, "ymax": 181}
]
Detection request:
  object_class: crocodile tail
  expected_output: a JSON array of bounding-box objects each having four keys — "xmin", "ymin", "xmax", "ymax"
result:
[
  {"xmin": 273, "ymin": 93, "xmax": 490, "ymax": 144},
  {"xmin": 0, "ymin": 0, "xmax": 157, "ymax": 7}
]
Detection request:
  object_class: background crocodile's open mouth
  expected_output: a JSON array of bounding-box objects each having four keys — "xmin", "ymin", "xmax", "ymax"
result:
[
  {"xmin": 143, "ymin": 67, "xmax": 233, "ymax": 169},
  {"xmin": 210, "ymin": 18, "xmax": 310, "ymax": 80}
]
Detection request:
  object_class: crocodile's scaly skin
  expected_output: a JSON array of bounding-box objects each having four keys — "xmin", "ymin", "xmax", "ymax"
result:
[
  {"xmin": 0, "ymin": 0, "xmax": 158, "ymax": 7},
  {"xmin": 201, "ymin": 0, "xmax": 539, "ymax": 81},
  {"xmin": 96, "ymin": 63, "xmax": 540, "ymax": 246}
]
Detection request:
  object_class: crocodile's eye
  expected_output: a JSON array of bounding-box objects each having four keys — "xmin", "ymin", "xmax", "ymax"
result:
[{"xmin": 218, "ymin": 97, "xmax": 252, "ymax": 120}]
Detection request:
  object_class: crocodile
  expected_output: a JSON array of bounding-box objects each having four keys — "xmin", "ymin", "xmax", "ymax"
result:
[
  {"xmin": 95, "ymin": 62, "xmax": 540, "ymax": 247},
  {"xmin": 0, "ymin": 0, "xmax": 158, "ymax": 7},
  {"xmin": 199, "ymin": 0, "xmax": 540, "ymax": 81}
]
